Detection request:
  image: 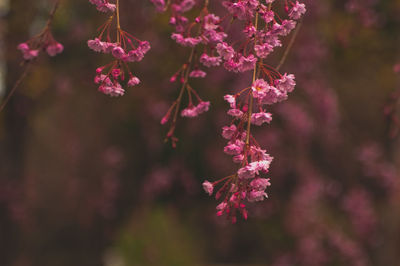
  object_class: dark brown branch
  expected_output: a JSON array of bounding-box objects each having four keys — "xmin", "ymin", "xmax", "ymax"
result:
[{"xmin": 0, "ymin": 62, "xmax": 32, "ymax": 112}]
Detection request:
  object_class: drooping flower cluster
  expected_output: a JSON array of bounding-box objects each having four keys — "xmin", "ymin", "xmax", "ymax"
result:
[
  {"xmin": 87, "ymin": 0, "xmax": 150, "ymax": 97},
  {"xmin": 18, "ymin": 36, "xmax": 63, "ymax": 61},
  {"xmin": 194, "ymin": 0, "xmax": 305, "ymax": 222},
  {"xmin": 203, "ymin": 72, "xmax": 296, "ymax": 222},
  {"xmin": 155, "ymin": 0, "xmax": 221, "ymax": 146},
  {"xmin": 17, "ymin": 4, "xmax": 64, "ymax": 61}
]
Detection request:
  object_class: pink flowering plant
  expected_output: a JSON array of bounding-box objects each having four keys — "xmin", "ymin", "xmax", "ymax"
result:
[
  {"xmin": 9, "ymin": 0, "xmax": 306, "ymax": 222},
  {"xmin": 4, "ymin": 0, "xmax": 400, "ymax": 264},
  {"xmin": 76, "ymin": 0, "xmax": 305, "ymax": 223}
]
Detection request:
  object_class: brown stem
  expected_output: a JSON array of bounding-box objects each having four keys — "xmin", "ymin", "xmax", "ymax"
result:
[
  {"xmin": 46, "ymin": 0, "xmax": 61, "ymax": 28},
  {"xmin": 116, "ymin": 0, "xmax": 121, "ymax": 42},
  {"xmin": 276, "ymin": 20, "xmax": 302, "ymax": 71},
  {"xmin": 0, "ymin": 63, "xmax": 32, "ymax": 112},
  {"xmin": 165, "ymin": 0, "xmax": 210, "ymax": 145},
  {"xmin": 170, "ymin": 48, "xmax": 195, "ymax": 127},
  {"xmin": 245, "ymin": 12, "xmax": 259, "ymax": 146}
]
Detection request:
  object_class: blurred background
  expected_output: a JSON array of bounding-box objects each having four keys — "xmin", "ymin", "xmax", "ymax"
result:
[{"xmin": 1, "ymin": 0, "xmax": 400, "ymax": 265}]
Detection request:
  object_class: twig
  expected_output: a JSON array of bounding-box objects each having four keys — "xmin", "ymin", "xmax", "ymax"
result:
[
  {"xmin": 276, "ymin": 20, "xmax": 302, "ymax": 71},
  {"xmin": 0, "ymin": 63, "xmax": 32, "ymax": 112}
]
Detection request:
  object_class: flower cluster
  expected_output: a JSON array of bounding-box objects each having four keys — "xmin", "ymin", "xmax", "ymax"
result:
[
  {"xmin": 5, "ymin": 1, "xmax": 64, "ymax": 113},
  {"xmin": 156, "ymin": 0, "xmax": 219, "ymax": 146},
  {"xmin": 87, "ymin": 0, "xmax": 150, "ymax": 97},
  {"xmin": 203, "ymin": 72, "xmax": 296, "ymax": 222},
  {"xmin": 196, "ymin": 0, "xmax": 305, "ymax": 222},
  {"xmin": 17, "ymin": 7, "xmax": 64, "ymax": 61}
]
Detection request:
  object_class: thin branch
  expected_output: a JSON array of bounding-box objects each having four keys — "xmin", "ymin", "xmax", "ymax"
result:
[
  {"xmin": 46, "ymin": 0, "xmax": 61, "ymax": 27},
  {"xmin": 0, "ymin": 63, "xmax": 32, "ymax": 112},
  {"xmin": 276, "ymin": 20, "xmax": 302, "ymax": 71}
]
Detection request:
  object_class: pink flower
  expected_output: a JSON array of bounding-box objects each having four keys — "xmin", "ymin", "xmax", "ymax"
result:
[
  {"xmin": 223, "ymin": 94, "xmax": 237, "ymax": 108},
  {"xmin": 109, "ymin": 83, "xmax": 125, "ymax": 97},
  {"xmin": 247, "ymin": 190, "xmax": 268, "ymax": 202},
  {"xmin": 202, "ymin": 181, "xmax": 214, "ymax": 195},
  {"xmin": 250, "ymin": 178, "xmax": 271, "ymax": 191},
  {"xmin": 216, "ymin": 202, "xmax": 228, "ymax": 216},
  {"xmin": 180, "ymin": 101, "xmax": 210, "ymax": 117},
  {"xmin": 196, "ymin": 101, "xmax": 210, "ymax": 114},
  {"xmin": 254, "ymin": 43, "xmax": 273, "ymax": 58},
  {"xmin": 46, "ymin": 42, "xmax": 64, "ymax": 56},
  {"xmin": 233, "ymin": 154, "xmax": 244, "ymax": 163},
  {"xmin": 216, "ymin": 42, "xmax": 235, "ymax": 60},
  {"xmin": 289, "ymin": 1, "xmax": 306, "ymax": 20},
  {"xmin": 99, "ymin": 82, "xmax": 125, "ymax": 97},
  {"xmin": 223, "ymin": 59, "xmax": 240, "ymax": 72},
  {"xmin": 252, "ymin": 79, "xmax": 270, "ymax": 98},
  {"xmin": 203, "ymin": 14, "xmax": 220, "ymax": 30},
  {"xmin": 89, "ymin": 0, "xmax": 103, "ymax": 6},
  {"xmin": 200, "ymin": 53, "xmax": 222, "ymax": 67},
  {"xmin": 250, "ymin": 146, "xmax": 273, "ymax": 162},
  {"xmin": 260, "ymin": 86, "xmax": 286, "ymax": 104},
  {"xmin": 181, "ymin": 106, "xmax": 198, "ymax": 117},
  {"xmin": 96, "ymin": 3, "xmax": 116, "ymax": 12},
  {"xmin": 243, "ymin": 25, "xmax": 257, "ymax": 38},
  {"xmin": 281, "ymin": 20, "xmax": 297, "ymax": 35},
  {"xmin": 138, "ymin": 41, "xmax": 151, "ymax": 54},
  {"xmin": 227, "ymin": 108, "xmax": 243, "ymax": 117},
  {"xmin": 17, "ymin": 42, "xmax": 39, "ymax": 60},
  {"xmin": 203, "ymin": 30, "xmax": 227, "ymax": 43},
  {"xmin": 111, "ymin": 68, "xmax": 121, "ymax": 78},
  {"xmin": 189, "ymin": 69, "xmax": 207, "ymax": 78},
  {"xmin": 223, "ymin": 1, "xmax": 248, "ymax": 20},
  {"xmin": 88, "ymin": 38, "xmax": 105, "ymax": 52},
  {"xmin": 127, "ymin": 76, "xmax": 140, "ymax": 87},
  {"xmin": 261, "ymin": 10, "xmax": 275, "ymax": 23},
  {"xmin": 237, "ymin": 165, "xmax": 256, "ymax": 179},
  {"xmin": 224, "ymin": 141, "xmax": 243, "ymax": 155},
  {"xmin": 265, "ymin": 34, "xmax": 282, "ymax": 48},
  {"xmin": 23, "ymin": 49, "xmax": 39, "ymax": 60},
  {"xmin": 171, "ymin": 33, "xmax": 202, "ymax": 47},
  {"xmin": 249, "ymin": 160, "xmax": 271, "ymax": 174},
  {"xmin": 94, "ymin": 74, "xmax": 112, "ymax": 85},
  {"xmin": 222, "ymin": 125, "xmax": 237, "ymax": 139},
  {"xmin": 112, "ymin": 46, "xmax": 126, "ymax": 60},
  {"xmin": 17, "ymin": 43, "xmax": 29, "ymax": 51},
  {"xmin": 275, "ymin": 73, "xmax": 296, "ymax": 93},
  {"xmin": 125, "ymin": 50, "xmax": 145, "ymax": 62},
  {"xmin": 238, "ymin": 54, "xmax": 257, "ymax": 72},
  {"xmin": 103, "ymin": 42, "xmax": 117, "ymax": 53},
  {"xmin": 251, "ymin": 112, "xmax": 272, "ymax": 126},
  {"xmin": 271, "ymin": 20, "xmax": 296, "ymax": 37}
]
